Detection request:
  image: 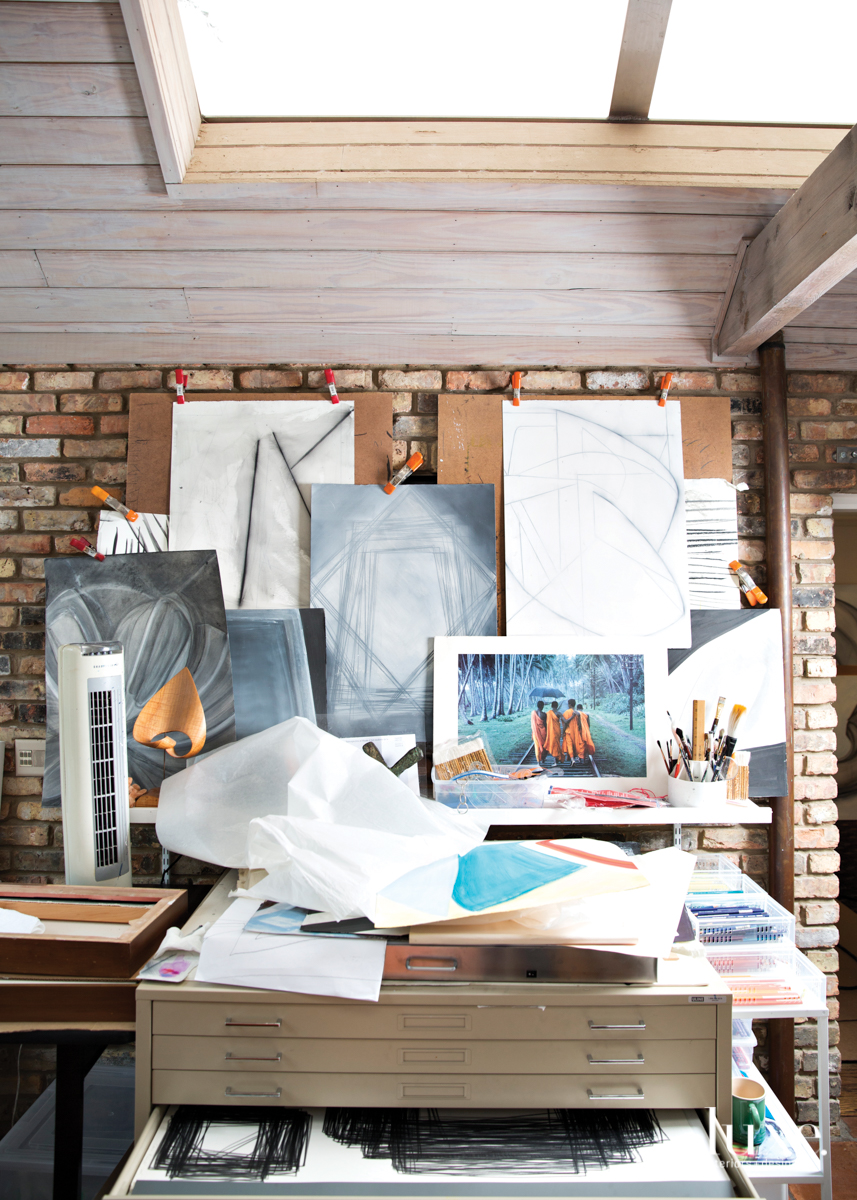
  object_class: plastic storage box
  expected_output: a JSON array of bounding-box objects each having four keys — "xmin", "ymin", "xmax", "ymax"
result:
[
  {"xmin": 688, "ymin": 853, "xmax": 744, "ymax": 894},
  {"xmin": 432, "ymin": 766, "xmax": 547, "ymax": 809},
  {"xmin": 705, "ymin": 943, "xmax": 827, "ymax": 1012},
  {"xmin": 687, "ymin": 889, "xmax": 795, "ymax": 946}
]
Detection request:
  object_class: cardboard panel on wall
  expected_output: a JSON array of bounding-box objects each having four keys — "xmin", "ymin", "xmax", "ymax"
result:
[
  {"xmin": 437, "ymin": 394, "xmax": 504, "ymax": 633},
  {"xmin": 679, "ymin": 396, "xmax": 732, "ymax": 479},
  {"xmin": 126, "ymin": 392, "xmax": 393, "ymax": 513}
]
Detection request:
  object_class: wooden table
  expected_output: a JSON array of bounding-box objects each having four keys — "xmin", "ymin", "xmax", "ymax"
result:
[{"xmin": 0, "ymin": 975, "xmax": 136, "ymax": 1200}]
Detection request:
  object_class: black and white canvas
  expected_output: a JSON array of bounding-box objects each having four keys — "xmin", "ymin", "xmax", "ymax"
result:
[
  {"xmin": 684, "ymin": 479, "xmax": 740, "ymax": 610},
  {"xmin": 169, "ymin": 400, "xmax": 355, "ymax": 609},
  {"xmin": 311, "ymin": 484, "xmax": 496, "ymax": 742},
  {"xmin": 226, "ymin": 608, "xmax": 327, "ymax": 738},
  {"xmin": 44, "ymin": 550, "xmax": 236, "ymax": 805},
  {"xmin": 667, "ymin": 609, "xmax": 788, "ymax": 797},
  {"xmin": 96, "ymin": 511, "xmax": 169, "ymax": 555},
  {"xmin": 503, "ymin": 400, "xmax": 690, "ymax": 646}
]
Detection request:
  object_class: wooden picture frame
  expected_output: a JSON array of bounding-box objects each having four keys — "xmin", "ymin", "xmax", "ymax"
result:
[{"xmin": 0, "ymin": 884, "xmax": 188, "ymax": 979}]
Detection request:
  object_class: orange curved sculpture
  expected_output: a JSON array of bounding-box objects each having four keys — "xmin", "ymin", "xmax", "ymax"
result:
[{"xmin": 132, "ymin": 667, "xmax": 206, "ymax": 759}]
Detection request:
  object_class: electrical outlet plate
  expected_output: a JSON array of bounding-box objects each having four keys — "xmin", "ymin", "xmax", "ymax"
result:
[
  {"xmin": 15, "ymin": 738, "xmax": 45, "ymax": 777},
  {"xmin": 834, "ymin": 446, "xmax": 857, "ymax": 463}
]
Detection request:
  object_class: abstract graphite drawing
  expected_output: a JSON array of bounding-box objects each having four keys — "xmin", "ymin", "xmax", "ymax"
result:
[
  {"xmin": 667, "ymin": 609, "xmax": 787, "ymax": 797},
  {"xmin": 684, "ymin": 479, "xmax": 740, "ymax": 610},
  {"xmin": 503, "ymin": 400, "xmax": 690, "ymax": 646},
  {"xmin": 170, "ymin": 401, "xmax": 355, "ymax": 609},
  {"xmin": 44, "ymin": 550, "xmax": 236, "ymax": 805},
  {"xmin": 225, "ymin": 608, "xmax": 324, "ymax": 739},
  {"xmin": 96, "ymin": 511, "xmax": 169, "ymax": 555},
  {"xmin": 455, "ymin": 651, "xmax": 645, "ymax": 778},
  {"xmin": 434, "ymin": 636, "xmax": 667, "ymax": 792},
  {"xmin": 311, "ymin": 484, "xmax": 496, "ymax": 742}
]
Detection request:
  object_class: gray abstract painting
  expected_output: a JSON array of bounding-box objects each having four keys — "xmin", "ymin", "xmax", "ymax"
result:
[
  {"xmin": 170, "ymin": 400, "xmax": 355, "ymax": 609},
  {"xmin": 226, "ymin": 608, "xmax": 326, "ymax": 738},
  {"xmin": 503, "ymin": 400, "xmax": 691, "ymax": 646},
  {"xmin": 311, "ymin": 484, "xmax": 496, "ymax": 742},
  {"xmin": 44, "ymin": 550, "xmax": 236, "ymax": 806}
]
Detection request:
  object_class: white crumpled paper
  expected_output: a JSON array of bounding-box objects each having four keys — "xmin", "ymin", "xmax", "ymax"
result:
[{"xmin": 156, "ymin": 717, "xmax": 488, "ymax": 920}]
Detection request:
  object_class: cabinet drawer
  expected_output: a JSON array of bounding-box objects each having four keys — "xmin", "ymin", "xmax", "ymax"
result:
[
  {"xmin": 151, "ymin": 1035, "xmax": 716, "ymax": 1076},
  {"xmin": 152, "ymin": 1001, "xmax": 715, "ymax": 1042},
  {"xmin": 151, "ymin": 1070, "xmax": 717, "ymax": 1109}
]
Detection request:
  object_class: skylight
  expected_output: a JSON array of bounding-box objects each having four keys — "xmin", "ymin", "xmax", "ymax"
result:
[
  {"xmin": 649, "ymin": 0, "xmax": 857, "ymax": 126},
  {"xmin": 178, "ymin": 0, "xmax": 628, "ymax": 119}
]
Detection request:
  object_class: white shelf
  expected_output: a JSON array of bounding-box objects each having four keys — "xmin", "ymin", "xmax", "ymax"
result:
[
  {"xmin": 442, "ymin": 802, "xmax": 773, "ymax": 826},
  {"xmin": 737, "ymin": 1060, "xmax": 822, "ymax": 1185},
  {"xmin": 129, "ymin": 809, "xmax": 158, "ymax": 824}
]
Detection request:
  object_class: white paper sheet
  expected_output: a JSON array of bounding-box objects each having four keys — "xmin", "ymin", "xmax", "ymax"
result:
[
  {"xmin": 170, "ymin": 400, "xmax": 355, "ymax": 609},
  {"xmin": 96, "ymin": 511, "xmax": 168, "ymax": 554},
  {"xmin": 196, "ymin": 898, "xmax": 387, "ymax": 1002},
  {"xmin": 684, "ymin": 479, "xmax": 741, "ymax": 610},
  {"xmin": 503, "ymin": 400, "xmax": 691, "ymax": 647}
]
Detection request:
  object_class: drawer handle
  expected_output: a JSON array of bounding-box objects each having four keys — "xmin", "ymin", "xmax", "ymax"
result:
[
  {"xmin": 224, "ymin": 1019, "xmax": 282, "ymax": 1028},
  {"xmin": 225, "ymin": 1053, "xmax": 282, "ymax": 1062},
  {"xmin": 587, "ymin": 1088, "xmax": 645, "ymax": 1101},
  {"xmin": 588, "ymin": 1020, "xmax": 646, "ymax": 1030},
  {"xmin": 588, "ymin": 1054, "xmax": 645, "ymax": 1066},
  {"xmin": 225, "ymin": 1086, "xmax": 283, "ymax": 1098},
  {"xmin": 406, "ymin": 957, "xmax": 458, "ymax": 972}
]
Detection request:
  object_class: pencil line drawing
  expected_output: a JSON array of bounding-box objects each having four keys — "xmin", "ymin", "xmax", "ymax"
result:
[
  {"xmin": 96, "ymin": 512, "xmax": 169, "ymax": 555},
  {"xmin": 311, "ymin": 484, "xmax": 496, "ymax": 742},
  {"xmin": 503, "ymin": 400, "xmax": 691, "ymax": 646},
  {"xmin": 170, "ymin": 401, "xmax": 355, "ymax": 609},
  {"xmin": 44, "ymin": 550, "xmax": 236, "ymax": 806},
  {"xmin": 684, "ymin": 479, "xmax": 741, "ymax": 610}
]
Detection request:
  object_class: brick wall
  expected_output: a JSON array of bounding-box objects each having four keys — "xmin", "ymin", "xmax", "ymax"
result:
[{"xmin": 0, "ymin": 362, "xmax": 842, "ymax": 1133}]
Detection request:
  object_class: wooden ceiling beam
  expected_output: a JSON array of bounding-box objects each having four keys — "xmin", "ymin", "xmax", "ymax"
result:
[
  {"xmin": 609, "ymin": 0, "xmax": 673, "ymax": 120},
  {"xmin": 717, "ymin": 123, "xmax": 857, "ymax": 356}
]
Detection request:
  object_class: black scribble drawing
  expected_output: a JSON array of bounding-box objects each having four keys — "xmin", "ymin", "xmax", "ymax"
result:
[{"xmin": 684, "ymin": 479, "xmax": 741, "ymax": 610}]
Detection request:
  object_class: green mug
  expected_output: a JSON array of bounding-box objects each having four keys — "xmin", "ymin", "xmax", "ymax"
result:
[{"xmin": 732, "ymin": 1077, "xmax": 766, "ymax": 1147}]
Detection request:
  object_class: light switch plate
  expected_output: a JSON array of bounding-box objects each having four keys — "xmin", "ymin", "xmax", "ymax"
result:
[{"xmin": 14, "ymin": 738, "xmax": 45, "ymax": 776}]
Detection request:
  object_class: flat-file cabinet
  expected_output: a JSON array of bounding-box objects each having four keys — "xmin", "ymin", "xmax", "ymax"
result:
[{"xmin": 137, "ymin": 974, "xmax": 733, "ymax": 1135}]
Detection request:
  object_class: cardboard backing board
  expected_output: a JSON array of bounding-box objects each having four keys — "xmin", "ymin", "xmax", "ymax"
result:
[
  {"xmin": 437, "ymin": 394, "xmax": 504, "ymax": 634},
  {"xmin": 126, "ymin": 393, "xmax": 393, "ymax": 514},
  {"xmin": 679, "ymin": 396, "xmax": 733, "ymax": 479}
]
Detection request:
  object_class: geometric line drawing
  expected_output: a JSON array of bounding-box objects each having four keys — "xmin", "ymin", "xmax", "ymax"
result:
[
  {"xmin": 503, "ymin": 400, "xmax": 691, "ymax": 646},
  {"xmin": 311, "ymin": 484, "xmax": 496, "ymax": 742}
]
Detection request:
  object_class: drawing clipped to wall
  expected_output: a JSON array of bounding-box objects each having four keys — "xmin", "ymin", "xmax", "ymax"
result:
[
  {"xmin": 226, "ymin": 608, "xmax": 327, "ymax": 738},
  {"xmin": 44, "ymin": 551, "xmax": 236, "ymax": 805},
  {"xmin": 684, "ymin": 479, "xmax": 740, "ymax": 610},
  {"xmin": 96, "ymin": 512, "xmax": 169, "ymax": 555},
  {"xmin": 311, "ymin": 484, "xmax": 497, "ymax": 742},
  {"xmin": 169, "ymin": 401, "xmax": 355, "ymax": 609},
  {"xmin": 667, "ymin": 609, "xmax": 788, "ymax": 797},
  {"xmin": 502, "ymin": 400, "xmax": 690, "ymax": 647}
]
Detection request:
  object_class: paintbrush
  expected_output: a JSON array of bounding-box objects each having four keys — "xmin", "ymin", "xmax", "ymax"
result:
[
  {"xmin": 712, "ymin": 705, "xmax": 747, "ymax": 781},
  {"xmin": 710, "ymin": 695, "xmax": 726, "ymax": 737},
  {"xmin": 656, "ymin": 739, "xmax": 670, "ymax": 772}
]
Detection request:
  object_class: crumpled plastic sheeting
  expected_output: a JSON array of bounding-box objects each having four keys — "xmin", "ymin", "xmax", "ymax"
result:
[{"xmin": 156, "ymin": 717, "xmax": 487, "ymax": 914}]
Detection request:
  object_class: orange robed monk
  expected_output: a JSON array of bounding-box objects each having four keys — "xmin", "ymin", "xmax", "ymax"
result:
[
  {"xmin": 545, "ymin": 700, "xmax": 562, "ymax": 761},
  {"xmin": 561, "ymin": 698, "xmax": 595, "ymax": 762},
  {"xmin": 530, "ymin": 700, "xmax": 547, "ymax": 764}
]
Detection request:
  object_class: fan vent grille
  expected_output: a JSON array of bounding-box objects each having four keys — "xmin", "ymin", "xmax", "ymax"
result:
[{"xmin": 88, "ymin": 688, "xmax": 119, "ymax": 868}]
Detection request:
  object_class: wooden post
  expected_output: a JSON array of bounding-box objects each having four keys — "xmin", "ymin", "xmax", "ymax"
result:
[{"xmin": 759, "ymin": 334, "xmax": 796, "ymax": 1117}]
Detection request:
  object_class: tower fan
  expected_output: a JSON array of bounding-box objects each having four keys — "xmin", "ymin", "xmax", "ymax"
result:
[{"xmin": 58, "ymin": 642, "xmax": 131, "ymax": 886}]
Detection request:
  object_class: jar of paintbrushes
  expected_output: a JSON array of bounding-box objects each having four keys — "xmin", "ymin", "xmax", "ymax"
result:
[{"xmin": 663, "ymin": 698, "xmax": 746, "ymax": 808}]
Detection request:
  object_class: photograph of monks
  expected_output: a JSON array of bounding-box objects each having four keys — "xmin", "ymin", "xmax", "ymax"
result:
[{"xmin": 456, "ymin": 652, "xmax": 645, "ymax": 778}]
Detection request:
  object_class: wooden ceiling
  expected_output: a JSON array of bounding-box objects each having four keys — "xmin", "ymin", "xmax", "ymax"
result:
[{"xmin": 0, "ymin": 0, "xmax": 853, "ymax": 368}]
